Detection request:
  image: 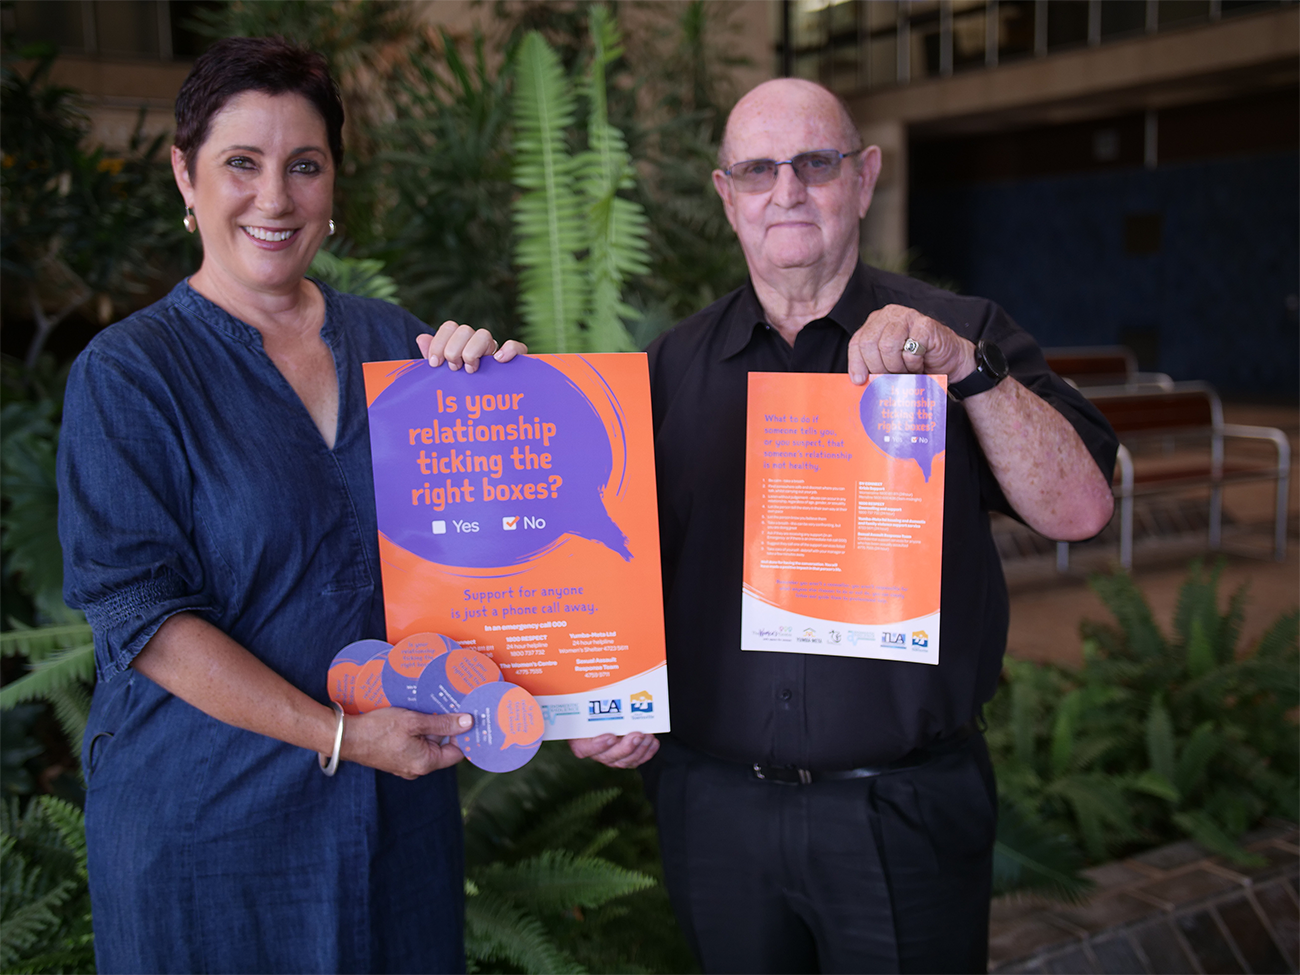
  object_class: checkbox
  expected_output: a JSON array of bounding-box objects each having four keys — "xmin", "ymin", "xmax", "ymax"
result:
[
  {"xmin": 502, "ymin": 516, "xmax": 519, "ymax": 531},
  {"xmin": 432, "ymin": 520, "xmax": 446, "ymax": 534}
]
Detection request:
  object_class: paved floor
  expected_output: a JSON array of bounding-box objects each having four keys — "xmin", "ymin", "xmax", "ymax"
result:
[{"xmin": 1003, "ymin": 402, "xmax": 1299, "ymax": 670}]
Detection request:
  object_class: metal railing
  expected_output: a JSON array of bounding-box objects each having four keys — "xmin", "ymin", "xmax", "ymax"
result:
[{"xmin": 781, "ymin": 0, "xmax": 1292, "ymax": 94}]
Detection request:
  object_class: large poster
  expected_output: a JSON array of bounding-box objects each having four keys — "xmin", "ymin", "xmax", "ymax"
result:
[
  {"xmin": 741, "ymin": 372, "xmax": 947, "ymax": 664},
  {"xmin": 364, "ymin": 353, "xmax": 669, "ymax": 739}
]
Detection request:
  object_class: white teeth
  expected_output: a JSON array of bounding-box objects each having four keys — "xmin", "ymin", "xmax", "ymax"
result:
[{"xmin": 242, "ymin": 227, "xmax": 294, "ymax": 242}]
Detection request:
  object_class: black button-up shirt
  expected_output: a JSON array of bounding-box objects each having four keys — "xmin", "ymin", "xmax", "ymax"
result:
[{"xmin": 647, "ymin": 263, "xmax": 1117, "ymax": 769}]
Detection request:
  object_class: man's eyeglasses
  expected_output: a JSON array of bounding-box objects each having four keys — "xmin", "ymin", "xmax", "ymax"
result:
[{"xmin": 722, "ymin": 149, "xmax": 860, "ymax": 193}]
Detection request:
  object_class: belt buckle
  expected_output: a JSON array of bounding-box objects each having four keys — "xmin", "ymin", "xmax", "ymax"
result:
[{"xmin": 752, "ymin": 764, "xmax": 815, "ymax": 785}]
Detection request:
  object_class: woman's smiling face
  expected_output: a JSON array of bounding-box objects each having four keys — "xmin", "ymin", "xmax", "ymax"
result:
[{"xmin": 172, "ymin": 90, "xmax": 334, "ymax": 299}]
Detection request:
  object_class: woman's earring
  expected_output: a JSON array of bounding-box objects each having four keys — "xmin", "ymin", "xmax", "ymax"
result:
[
  {"xmin": 328, "ymin": 219, "xmax": 336, "ymax": 236},
  {"xmin": 183, "ymin": 206, "xmax": 197, "ymax": 234}
]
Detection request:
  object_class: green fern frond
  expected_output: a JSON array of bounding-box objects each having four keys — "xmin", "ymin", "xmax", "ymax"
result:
[
  {"xmin": 46, "ymin": 681, "xmax": 93, "ymax": 760},
  {"xmin": 516, "ymin": 786, "xmax": 621, "ymax": 855},
  {"xmin": 1173, "ymin": 722, "xmax": 1221, "ymax": 798},
  {"xmin": 1185, "ymin": 617, "xmax": 1215, "ymax": 680},
  {"xmin": 477, "ymin": 849, "xmax": 655, "ymax": 913},
  {"xmin": 1252, "ymin": 608, "xmax": 1299, "ymax": 662},
  {"xmin": 513, "ymin": 30, "xmax": 587, "ymax": 353},
  {"xmin": 992, "ymin": 800, "xmax": 1092, "ymax": 902},
  {"xmin": 1172, "ymin": 557, "xmax": 1213, "ymax": 647},
  {"xmin": 1145, "ymin": 696, "xmax": 1177, "ymax": 785},
  {"xmin": 0, "ymin": 624, "xmax": 93, "ymax": 662},
  {"xmin": 1089, "ymin": 570, "xmax": 1164, "ymax": 660},
  {"xmin": 308, "ymin": 248, "xmax": 403, "ymax": 304},
  {"xmin": 0, "ymin": 642, "xmax": 94, "ymax": 711},
  {"xmin": 576, "ymin": 6, "xmax": 647, "ymax": 352},
  {"xmin": 580, "ymin": 826, "xmax": 620, "ymax": 859},
  {"xmin": 1049, "ymin": 689, "xmax": 1082, "ymax": 777},
  {"xmin": 36, "ymin": 799, "xmax": 87, "ymax": 876},
  {"xmin": 1217, "ymin": 580, "xmax": 1249, "ymax": 667},
  {"xmin": 1045, "ymin": 775, "xmax": 1138, "ymax": 861},
  {"xmin": 464, "ymin": 889, "xmax": 583, "ymax": 974},
  {"xmin": 1171, "ymin": 810, "xmax": 1264, "ymax": 867},
  {"xmin": 0, "ymin": 877, "xmax": 77, "ymax": 971}
]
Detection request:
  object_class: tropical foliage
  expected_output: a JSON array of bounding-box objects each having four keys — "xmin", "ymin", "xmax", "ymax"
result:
[
  {"xmin": 0, "ymin": 796, "xmax": 94, "ymax": 974},
  {"xmin": 511, "ymin": 7, "xmax": 649, "ymax": 353},
  {"xmin": 1, "ymin": 52, "xmax": 189, "ymax": 368},
  {"xmin": 988, "ymin": 560, "xmax": 1298, "ymax": 877},
  {"xmin": 461, "ymin": 743, "xmax": 696, "ymax": 974}
]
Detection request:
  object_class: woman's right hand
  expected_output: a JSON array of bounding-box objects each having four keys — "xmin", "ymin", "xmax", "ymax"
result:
[
  {"xmin": 417, "ymin": 322, "xmax": 527, "ymax": 374},
  {"xmin": 340, "ymin": 708, "xmax": 472, "ymax": 779}
]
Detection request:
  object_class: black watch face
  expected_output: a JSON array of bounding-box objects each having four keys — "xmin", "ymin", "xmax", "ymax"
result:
[{"xmin": 981, "ymin": 341, "xmax": 1008, "ymax": 380}]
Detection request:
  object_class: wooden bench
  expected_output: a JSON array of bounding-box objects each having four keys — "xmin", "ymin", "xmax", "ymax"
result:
[
  {"xmin": 1044, "ymin": 345, "xmax": 1174, "ymax": 391},
  {"xmin": 1055, "ymin": 381, "xmax": 1290, "ymax": 570}
]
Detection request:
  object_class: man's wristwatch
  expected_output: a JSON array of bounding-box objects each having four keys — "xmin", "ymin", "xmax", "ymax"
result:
[{"xmin": 948, "ymin": 339, "xmax": 1009, "ymax": 401}]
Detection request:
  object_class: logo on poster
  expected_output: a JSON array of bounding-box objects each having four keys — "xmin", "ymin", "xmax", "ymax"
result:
[
  {"xmin": 541, "ymin": 702, "xmax": 580, "ymax": 725},
  {"xmin": 911, "ymin": 630, "xmax": 929, "ymax": 648},
  {"xmin": 756, "ymin": 626, "xmax": 793, "ymax": 642},
  {"xmin": 630, "ymin": 691, "xmax": 653, "ymax": 714},
  {"xmin": 827, "ymin": 630, "xmax": 842, "ymax": 644},
  {"xmin": 588, "ymin": 698, "xmax": 623, "ymax": 721},
  {"xmin": 846, "ymin": 630, "xmax": 875, "ymax": 647},
  {"xmin": 881, "ymin": 632, "xmax": 906, "ymax": 648}
]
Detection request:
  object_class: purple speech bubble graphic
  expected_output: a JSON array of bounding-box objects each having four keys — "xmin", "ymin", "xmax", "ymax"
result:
[
  {"xmin": 858, "ymin": 374, "xmax": 946, "ymax": 481},
  {"xmin": 416, "ymin": 645, "xmax": 503, "ymax": 714},
  {"xmin": 369, "ymin": 356, "xmax": 630, "ymax": 567},
  {"xmin": 454, "ymin": 681, "xmax": 543, "ymax": 772}
]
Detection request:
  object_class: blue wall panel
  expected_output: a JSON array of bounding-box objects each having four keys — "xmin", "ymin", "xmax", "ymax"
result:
[{"xmin": 909, "ymin": 152, "xmax": 1299, "ymax": 395}]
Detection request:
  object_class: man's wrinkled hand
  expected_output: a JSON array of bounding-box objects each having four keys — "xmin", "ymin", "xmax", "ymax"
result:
[
  {"xmin": 847, "ymin": 304, "xmax": 975, "ymax": 385},
  {"xmin": 570, "ymin": 733, "xmax": 659, "ymax": 769}
]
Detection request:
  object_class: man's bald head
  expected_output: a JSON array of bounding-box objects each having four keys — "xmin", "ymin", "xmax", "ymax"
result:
[{"xmin": 718, "ymin": 78, "xmax": 863, "ymax": 169}]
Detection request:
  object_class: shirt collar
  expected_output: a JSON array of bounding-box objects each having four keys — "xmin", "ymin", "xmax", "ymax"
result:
[{"xmin": 719, "ymin": 262, "xmax": 876, "ymax": 360}]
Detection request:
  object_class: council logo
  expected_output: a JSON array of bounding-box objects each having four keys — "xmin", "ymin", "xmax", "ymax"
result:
[
  {"xmin": 630, "ymin": 691, "xmax": 653, "ymax": 715},
  {"xmin": 588, "ymin": 698, "xmax": 623, "ymax": 721}
]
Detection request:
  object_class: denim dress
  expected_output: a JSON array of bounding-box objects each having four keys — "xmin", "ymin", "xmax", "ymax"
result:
[{"xmin": 58, "ymin": 281, "xmax": 464, "ymax": 974}]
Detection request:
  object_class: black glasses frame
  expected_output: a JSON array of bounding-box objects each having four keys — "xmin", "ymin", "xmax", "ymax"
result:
[{"xmin": 722, "ymin": 149, "xmax": 861, "ymax": 193}]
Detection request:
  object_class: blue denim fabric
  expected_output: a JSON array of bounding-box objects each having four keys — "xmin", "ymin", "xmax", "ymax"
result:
[{"xmin": 59, "ymin": 281, "xmax": 465, "ymax": 974}]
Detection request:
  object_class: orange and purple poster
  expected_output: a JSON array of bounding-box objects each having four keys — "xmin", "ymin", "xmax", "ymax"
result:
[
  {"xmin": 742, "ymin": 373, "xmax": 946, "ymax": 664},
  {"xmin": 363, "ymin": 353, "xmax": 669, "ymax": 739}
]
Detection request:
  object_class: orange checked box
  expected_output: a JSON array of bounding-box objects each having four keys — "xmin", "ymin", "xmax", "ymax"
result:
[{"xmin": 502, "ymin": 516, "xmax": 519, "ymax": 531}]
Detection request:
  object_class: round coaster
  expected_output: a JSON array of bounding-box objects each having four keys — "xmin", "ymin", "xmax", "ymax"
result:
[
  {"xmin": 328, "ymin": 639, "xmax": 393, "ymax": 715},
  {"xmin": 415, "ymin": 645, "xmax": 503, "ymax": 715},
  {"xmin": 454, "ymin": 682, "xmax": 544, "ymax": 772},
  {"xmin": 381, "ymin": 632, "xmax": 460, "ymax": 710}
]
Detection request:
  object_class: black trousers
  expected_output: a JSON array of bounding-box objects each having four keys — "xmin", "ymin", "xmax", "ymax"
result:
[{"xmin": 642, "ymin": 734, "xmax": 997, "ymax": 975}]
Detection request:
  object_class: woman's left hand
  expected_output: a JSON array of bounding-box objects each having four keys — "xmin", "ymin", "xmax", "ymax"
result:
[{"xmin": 417, "ymin": 322, "xmax": 527, "ymax": 374}]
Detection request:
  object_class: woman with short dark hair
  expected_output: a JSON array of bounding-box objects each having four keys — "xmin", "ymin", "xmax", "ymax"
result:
[{"xmin": 57, "ymin": 36, "xmax": 521, "ymax": 973}]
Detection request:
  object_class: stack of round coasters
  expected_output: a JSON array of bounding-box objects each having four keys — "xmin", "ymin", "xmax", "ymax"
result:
[
  {"xmin": 328, "ymin": 639, "xmax": 392, "ymax": 715},
  {"xmin": 326, "ymin": 633, "xmax": 543, "ymax": 772},
  {"xmin": 381, "ymin": 632, "xmax": 461, "ymax": 710},
  {"xmin": 416, "ymin": 644, "xmax": 502, "ymax": 714}
]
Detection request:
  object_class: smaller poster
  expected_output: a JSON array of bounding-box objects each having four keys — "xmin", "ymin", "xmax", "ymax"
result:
[
  {"xmin": 741, "ymin": 372, "xmax": 947, "ymax": 664},
  {"xmin": 364, "ymin": 353, "xmax": 669, "ymax": 739}
]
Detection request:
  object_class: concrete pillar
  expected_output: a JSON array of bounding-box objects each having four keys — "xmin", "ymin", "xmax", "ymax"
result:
[{"xmin": 858, "ymin": 119, "xmax": 908, "ymax": 269}]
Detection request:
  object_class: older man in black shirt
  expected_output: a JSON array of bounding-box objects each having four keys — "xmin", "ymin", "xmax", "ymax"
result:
[{"xmin": 572, "ymin": 78, "xmax": 1118, "ymax": 973}]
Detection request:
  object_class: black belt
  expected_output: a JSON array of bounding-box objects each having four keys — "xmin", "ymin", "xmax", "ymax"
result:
[{"xmin": 750, "ymin": 721, "xmax": 978, "ymax": 785}]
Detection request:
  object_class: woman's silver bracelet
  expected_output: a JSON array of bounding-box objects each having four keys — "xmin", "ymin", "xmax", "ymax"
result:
[{"xmin": 319, "ymin": 701, "xmax": 345, "ymax": 777}]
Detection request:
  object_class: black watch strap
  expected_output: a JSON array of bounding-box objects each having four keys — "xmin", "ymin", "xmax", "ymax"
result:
[{"xmin": 949, "ymin": 340, "xmax": 1009, "ymax": 401}]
